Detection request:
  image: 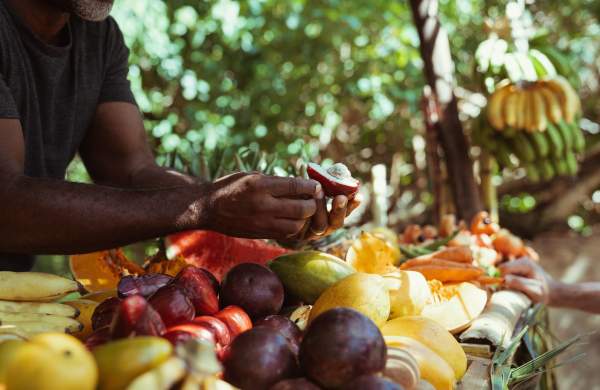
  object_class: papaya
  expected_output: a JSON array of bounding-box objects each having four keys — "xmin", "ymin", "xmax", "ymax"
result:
[
  {"xmin": 346, "ymin": 231, "xmax": 400, "ymax": 273},
  {"xmin": 384, "ymin": 336, "xmax": 455, "ymax": 390},
  {"xmin": 381, "ymin": 316, "xmax": 467, "ymax": 380},
  {"xmin": 268, "ymin": 251, "xmax": 355, "ymax": 304},
  {"xmin": 382, "ymin": 271, "xmax": 432, "ymax": 318},
  {"xmin": 421, "ymin": 281, "xmax": 488, "ymax": 333},
  {"xmin": 308, "ymin": 273, "xmax": 390, "ymax": 327}
]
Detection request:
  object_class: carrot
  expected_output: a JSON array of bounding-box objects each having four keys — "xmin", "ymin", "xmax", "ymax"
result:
[
  {"xmin": 412, "ymin": 246, "xmax": 473, "ymax": 264},
  {"xmin": 400, "ymin": 257, "xmax": 475, "ymax": 270},
  {"xmin": 474, "ymin": 276, "xmax": 504, "ymax": 285},
  {"xmin": 402, "ymin": 265, "xmax": 484, "ymax": 283}
]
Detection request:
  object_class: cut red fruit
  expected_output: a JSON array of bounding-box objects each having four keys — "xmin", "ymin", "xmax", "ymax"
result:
[
  {"xmin": 110, "ymin": 295, "xmax": 166, "ymax": 338},
  {"xmin": 307, "ymin": 162, "xmax": 359, "ymax": 197},
  {"xmin": 91, "ymin": 297, "xmax": 120, "ymax": 331},
  {"xmin": 173, "ymin": 266, "xmax": 219, "ymax": 316},
  {"xmin": 117, "ymin": 273, "xmax": 172, "ymax": 299},
  {"xmin": 149, "ymin": 284, "xmax": 195, "ymax": 328},
  {"xmin": 192, "ymin": 316, "xmax": 231, "ymax": 347},
  {"xmin": 165, "ymin": 230, "xmax": 289, "ymax": 281},
  {"xmin": 162, "ymin": 323, "xmax": 216, "ymax": 346},
  {"xmin": 214, "ymin": 306, "xmax": 252, "ymax": 341}
]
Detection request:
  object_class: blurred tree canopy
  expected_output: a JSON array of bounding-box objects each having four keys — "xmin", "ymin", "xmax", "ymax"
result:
[{"xmin": 100, "ymin": 0, "xmax": 600, "ymax": 232}]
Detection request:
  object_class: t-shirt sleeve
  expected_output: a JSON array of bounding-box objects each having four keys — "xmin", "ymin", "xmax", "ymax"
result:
[
  {"xmin": 0, "ymin": 72, "xmax": 19, "ymax": 119},
  {"xmin": 98, "ymin": 18, "xmax": 137, "ymax": 105}
]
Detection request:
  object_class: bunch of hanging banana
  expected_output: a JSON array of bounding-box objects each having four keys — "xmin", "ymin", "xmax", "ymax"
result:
[
  {"xmin": 478, "ymin": 76, "xmax": 586, "ymax": 182},
  {"xmin": 0, "ymin": 271, "xmax": 82, "ymax": 339}
]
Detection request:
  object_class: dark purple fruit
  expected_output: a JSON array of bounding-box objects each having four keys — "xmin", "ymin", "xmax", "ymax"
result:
[
  {"xmin": 224, "ymin": 327, "xmax": 298, "ymax": 390},
  {"xmin": 346, "ymin": 375, "xmax": 404, "ymax": 390},
  {"xmin": 173, "ymin": 266, "xmax": 219, "ymax": 316},
  {"xmin": 91, "ymin": 297, "xmax": 120, "ymax": 330},
  {"xmin": 270, "ymin": 378, "xmax": 321, "ymax": 390},
  {"xmin": 299, "ymin": 308, "xmax": 387, "ymax": 388},
  {"xmin": 149, "ymin": 284, "xmax": 195, "ymax": 327},
  {"xmin": 255, "ymin": 315, "xmax": 302, "ymax": 355},
  {"xmin": 220, "ymin": 263, "xmax": 284, "ymax": 320},
  {"xmin": 117, "ymin": 273, "xmax": 173, "ymax": 299},
  {"xmin": 111, "ymin": 295, "xmax": 166, "ymax": 338},
  {"xmin": 199, "ymin": 268, "xmax": 220, "ymax": 294}
]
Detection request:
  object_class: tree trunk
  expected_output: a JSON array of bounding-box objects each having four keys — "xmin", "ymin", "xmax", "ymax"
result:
[{"xmin": 409, "ymin": 0, "xmax": 483, "ymax": 221}]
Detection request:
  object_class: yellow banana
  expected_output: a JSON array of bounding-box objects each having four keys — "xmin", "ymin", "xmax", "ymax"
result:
[
  {"xmin": 487, "ymin": 84, "xmax": 512, "ymax": 130},
  {"xmin": 537, "ymin": 84, "xmax": 563, "ymax": 124},
  {"xmin": 513, "ymin": 89, "xmax": 526, "ymax": 130},
  {"xmin": 503, "ymin": 88, "xmax": 519, "ymax": 128},
  {"xmin": 522, "ymin": 89, "xmax": 533, "ymax": 132},
  {"xmin": 0, "ymin": 312, "xmax": 83, "ymax": 333},
  {"xmin": 0, "ymin": 272, "xmax": 80, "ymax": 302},
  {"xmin": 126, "ymin": 357, "xmax": 187, "ymax": 390},
  {"xmin": 543, "ymin": 77, "xmax": 580, "ymax": 122},
  {"xmin": 0, "ymin": 300, "xmax": 79, "ymax": 318},
  {"xmin": 529, "ymin": 86, "xmax": 547, "ymax": 132},
  {"xmin": 4, "ymin": 321, "xmax": 71, "ymax": 335}
]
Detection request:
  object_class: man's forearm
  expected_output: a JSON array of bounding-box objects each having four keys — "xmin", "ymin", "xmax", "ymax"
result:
[
  {"xmin": 127, "ymin": 165, "xmax": 203, "ymax": 189},
  {"xmin": 550, "ymin": 282, "xmax": 600, "ymax": 314},
  {"xmin": 0, "ymin": 175, "xmax": 211, "ymax": 254}
]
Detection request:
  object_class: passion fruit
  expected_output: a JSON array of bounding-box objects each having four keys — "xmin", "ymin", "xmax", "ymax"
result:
[{"xmin": 307, "ymin": 162, "xmax": 359, "ymax": 197}]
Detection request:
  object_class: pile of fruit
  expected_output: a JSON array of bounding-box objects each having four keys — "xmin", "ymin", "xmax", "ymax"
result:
[
  {"xmin": 477, "ymin": 76, "xmax": 585, "ymax": 181},
  {"xmin": 0, "ymin": 204, "xmax": 539, "ymax": 389}
]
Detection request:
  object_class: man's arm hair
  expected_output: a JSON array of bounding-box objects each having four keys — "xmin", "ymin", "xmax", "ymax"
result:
[
  {"xmin": 0, "ymin": 117, "xmax": 209, "ymax": 254},
  {"xmin": 551, "ymin": 282, "xmax": 600, "ymax": 314}
]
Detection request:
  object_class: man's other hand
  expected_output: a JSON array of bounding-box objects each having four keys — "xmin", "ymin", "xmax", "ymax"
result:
[{"xmin": 499, "ymin": 257, "xmax": 557, "ymax": 304}]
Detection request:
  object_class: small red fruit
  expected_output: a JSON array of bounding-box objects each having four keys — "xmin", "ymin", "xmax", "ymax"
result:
[
  {"xmin": 149, "ymin": 284, "xmax": 195, "ymax": 327},
  {"xmin": 214, "ymin": 306, "xmax": 252, "ymax": 340},
  {"xmin": 173, "ymin": 266, "xmax": 219, "ymax": 316},
  {"xmin": 111, "ymin": 295, "xmax": 166, "ymax": 338},
  {"xmin": 91, "ymin": 297, "xmax": 120, "ymax": 331},
  {"xmin": 84, "ymin": 326, "xmax": 111, "ymax": 350},
  {"xmin": 307, "ymin": 162, "xmax": 359, "ymax": 197},
  {"xmin": 162, "ymin": 323, "xmax": 216, "ymax": 347},
  {"xmin": 192, "ymin": 316, "xmax": 231, "ymax": 347}
]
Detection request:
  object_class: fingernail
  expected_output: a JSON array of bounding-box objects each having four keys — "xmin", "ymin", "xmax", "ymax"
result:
[
  {"xmin": 315, "ymin": 183, "xmax": 323, "ymax": 197},
  {"xmin": 338, "ymin": 198, "xmax": 348, "ymax": 209}
]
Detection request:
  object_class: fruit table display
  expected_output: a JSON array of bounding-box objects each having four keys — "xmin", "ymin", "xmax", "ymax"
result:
[{"xmin": 0, "ymin": 207, "xmax": 551, "ymax": 390}]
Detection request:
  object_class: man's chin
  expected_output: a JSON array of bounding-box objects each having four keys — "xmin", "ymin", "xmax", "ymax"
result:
[{"xmin": 72, "ymin": 0, "xmax": 113, "ymax": 22}]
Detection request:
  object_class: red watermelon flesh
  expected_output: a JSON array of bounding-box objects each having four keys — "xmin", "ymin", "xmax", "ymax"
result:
[{"xmin": 165, "ymin": 230, "xmax": 290, "ymax": 281}]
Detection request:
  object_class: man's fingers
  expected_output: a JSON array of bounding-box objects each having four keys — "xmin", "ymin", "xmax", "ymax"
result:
[
  {"xmin": 328, "ymin": 195, "xmax": 348, "ymax": 230},
  {"xmin": 264, "ymin": 176, "xmax": 320, "ymax": 198},
  {"xmin": 309, "ymin": 193, "xmax": 328, "ymax": 236},
  {"xmin": 504, "ymin": 275, "xmax": 546, "ymax": 303},
  {"xmin": 345, "ymin": 196, "xmax": 361, "ymax": 217},
  {"xmin": 273, "ymin": 219, "xmax": 307, "ymax": 238},
  {"xmin": 263, "ymin": 198, "xmax": 317, "ymax": 219},
  {"xmin": 499, "ymin": 258, "xmax": 536, "ymax": 278}
]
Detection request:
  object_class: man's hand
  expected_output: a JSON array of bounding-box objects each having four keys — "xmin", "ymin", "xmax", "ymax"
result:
[
  {"xmin": 499, "ymin": 257, "xmax": 558, "ymax": 304},
  {"xmin": 302, "ymin": 194, "xmax": 361, "ymax": 241},
  {"xmin": 206, "ymin": 172, "xmax": 322, "ymax": 239}
]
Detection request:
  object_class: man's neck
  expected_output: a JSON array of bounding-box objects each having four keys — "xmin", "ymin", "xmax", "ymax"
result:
[{"xmin": 6, "ymin": 0, "xmax": 70, "ymax": 45}]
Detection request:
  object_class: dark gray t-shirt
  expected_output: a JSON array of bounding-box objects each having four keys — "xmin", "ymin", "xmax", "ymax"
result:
[{"xmin": 0, "ymin": 1, "xmax": 136, "ymax": 270}]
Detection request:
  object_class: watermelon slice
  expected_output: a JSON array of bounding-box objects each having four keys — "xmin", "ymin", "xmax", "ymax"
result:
[{"xmin": 165, "ymin": 230, "xmax": 290, "ymax": 281}]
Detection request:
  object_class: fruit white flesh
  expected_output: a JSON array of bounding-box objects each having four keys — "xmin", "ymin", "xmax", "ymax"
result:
[
  {"xmin": 0, "ymin": 312, "xmax": 82, "ymax": 333},
  {"xmin": 0, "ymin": 272, "xmax": 79, "ymax": 302},
  {"xmin": 0, "ymin": 300, "xmax": 79, "ymax": 317},
  {"xmin": 307, "ymin": 162, "xmax": 359, "ymax": 196},
  {"xmin": 126, "ymin": 357, "xmax": 187, "ymax": 390}
]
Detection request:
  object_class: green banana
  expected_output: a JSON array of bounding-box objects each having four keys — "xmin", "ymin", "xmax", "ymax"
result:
[
  {"xmin": 552, "ymin": 158, "xmax": 568, "ymax": 176},
  {"xmin": 503, "ymin": 127, "xmax": 518, "ymax": 138},
  {"xmin": 525, "ymin": 164, "xmax": 541, "ymax": 183},
  {"xmin": 511, "ymin": 133, "xmax": 536, "ymax": 163},
  {"xmin": 569, "ymin": 122, "xmax": 586, "ymax": 154},
  {"xmin": 557, "ymin": 120, "xmax": 574, "ymax": 151},
  {"xmin": 495, "ymin": 138, "xmax": 517, "ymax": 169},
  {"xmin": 565, "ymin": 151, "xmax": 579, "ymax": 176},
  {"xmin": 539, "ymin": 160, "xmax": 555, "ymax": 182},
  {"xmin": 545, "ymin": 123, "xmax": 565, "ymax": 158},
  {"xmin": 527, "ymin": 131, "xmax": 550, "ymax": 159}
]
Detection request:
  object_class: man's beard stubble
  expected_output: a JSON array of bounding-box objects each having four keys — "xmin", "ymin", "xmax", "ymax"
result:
[{"xmin": 71, "ymin": 0, "xmax": 113, "ymax": 22}]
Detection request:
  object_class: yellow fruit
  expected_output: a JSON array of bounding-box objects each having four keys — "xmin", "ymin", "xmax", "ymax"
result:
[
  {"xmin": 383, "ymin": 271, "xmax": 432, "ymax": 319},
  {"xmin": 0, "ymin": 272, "xmax": 79, "ymax": 302},
  {"xmin": 381, "ymin": 316, "xmax": 467, "ymax": 380},
  {"xmin": 81, "ymin": 289, "xmax": 118, "ymax": 303},
  {"xmin": 385, "ymin": 336, "xmax": 455, "ymax": 390},
  {"xmin": 309, "ymin": 273, "xmax": 390, "ymax": 327},
  {"xmin": 346, "ymin": 231, "xmax": 399, "ymax": 274},
  {"xmin": 421, "ymin": 281, "xmax": 488, "ymax": 334},
  {"xmin": 65, "ymin": 299, "xmax": 100, "ymax": 340},
  {"xmin": 5, "ymin": 333, "xmax": 97, "ymax": 390},
  {"xmin": 93, "ymin": 336, "xmax": 173, "ymax": 390},
  {"xmin": 0, "ymin": 339, "xmax": 25, "ymax": 385}
]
